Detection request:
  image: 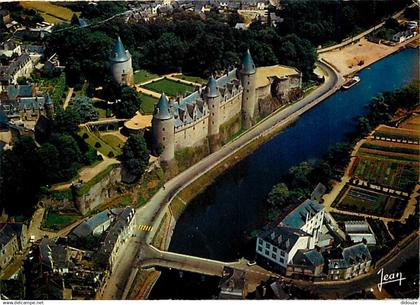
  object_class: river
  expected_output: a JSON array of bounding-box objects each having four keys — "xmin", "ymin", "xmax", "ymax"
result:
[{"xmin": 150, "ymin": 48, "xmax": 419, "ymax": 299}]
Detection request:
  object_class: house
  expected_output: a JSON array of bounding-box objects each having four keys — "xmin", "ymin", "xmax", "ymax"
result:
[
  {"xmin": 97, "ymin": 207, "xmax": 136, "ymax": 271},
  {"xmin": 327, "ymin": 243, "xmax": 372, "ymax": 280},
  {"xmin": 0, "ymin": 84, "xmax": 35, "ymax": 102},
  {"xmin": 344, "ymin": 221, "xmax": 376, "ymax": 245},
  {"xmin": 286, "ymin": 248, "xmax": 324, "ymax": 278},
  {"xmin": 280, "ymin": 199, "xmax": 324, "ymax": 248},
  {"xmin": 218, "ymin": 267, "xmax": 247, "ymax": 299},
  {"xmin": 38, "ymin": 238, "xmax": 73, "ymax": 275},
  {"xmin": 0, "ymin": 39, "xmax": 22, "ymax": 58},
  {"xmin": 72, "ymin": 209, "xmax": 116, "ymax": 238},
  {"xmin": 1, "ymin": 223, "xmax": 29, "ymax": 250},
  {"xmin": 256, "ymin": 226, "xmax": 311, "ymax": 272},
  {"xmin": 0, "ymin": 54, "xmax": 33, "ymax": 87},
  {"xmin": 392, "ymin": 30, "xmax": 416, "ymax": 43},
  {"xmin": 0, "ymin": 223, "xmax": 19, "ymax": 270}
]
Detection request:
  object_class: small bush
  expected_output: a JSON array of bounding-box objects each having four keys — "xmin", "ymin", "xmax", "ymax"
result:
[
  {"xmin": 82, "ymin": 133, "xmax": 89, "ymax": 139},
  {"xmin": 95, "ymin": 142, "xmax": 101, "ymax": 148},
  {"xmin": 108, "ymin": 151, "xmax": 115, "ymax": 158}
]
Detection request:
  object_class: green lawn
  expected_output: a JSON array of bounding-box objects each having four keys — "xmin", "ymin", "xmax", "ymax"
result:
[
  {"xmin": 134, "ymin": 70, "xmax": 160, "ymax": 84},
  {"xmin": 172, "ymin": 74, "xmax": 207, "ymax": 85},
  {"xmin": 43, "ymin": 211, "xmax": 80, "ymax": 231},
  {"xmin": 100, "ymin": 134, "xmax": 124, "ymax": 154},
  {"xmin": 139, "ymin": 93, "xmax": 159, "ymax": 114},
  {"xmin": 93, "ymin": 100, "xmax": 109, "ymax": 119},
  {"xmin": 78, "ymin": 126, "xmax": 120, "ymax": 158},
  {"xmin": 143, "ymin": 78, "xmax": 195, "ymax": 97}
]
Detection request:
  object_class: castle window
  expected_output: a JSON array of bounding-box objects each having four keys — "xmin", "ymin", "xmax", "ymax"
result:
[
  {"xmin": 163, "ymin": 145, "xmax": 165, "ymax": 149},
  {"xmin": 247, "ymin": 89, "xmax": 249, "ymax": 93},
  {"xmin": 212, "ymin": 105, "xmax": 214, "ymax": 108},
  {"xmin": 248, "ymin": 81, "xmax": 250, "ymax": 85},
  {"xmin": 162, "ymin": 128, "xmax": 165, "ymax": 131},
  {"xmin": 163, "ymin": 137, "xmax": 165, "ymax": 141}
]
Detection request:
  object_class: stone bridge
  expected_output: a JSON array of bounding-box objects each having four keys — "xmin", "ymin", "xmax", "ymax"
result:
[{"xmin": 137, "ymin": 244, "xmax": 278, "ymax": 289}]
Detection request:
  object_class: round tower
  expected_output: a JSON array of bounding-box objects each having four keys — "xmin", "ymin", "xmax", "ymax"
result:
[
  {"xmin": 152, "ymin": 93, "xmax": 174, "ymax": 163},
  {"xmin": 110, "ymin": 36, "xmax": 134, "ymax": 86},
  {"xmin": 205, "ymin": 75, "xmax": 221, "ymax": 151},
  {"xmin": 44, "ymin": 93, "xmax": 54, "ymax": 119},
  {"xmin": 240, "ymin": 49, "xmax": 257, "ymax": 129}
]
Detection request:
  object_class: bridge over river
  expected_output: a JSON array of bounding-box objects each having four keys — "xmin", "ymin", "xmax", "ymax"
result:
[{"xmin": 134, "ymin": 244, "xmax": 278, "ymax": 292}]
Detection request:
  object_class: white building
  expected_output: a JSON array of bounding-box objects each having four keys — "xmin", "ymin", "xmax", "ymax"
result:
[
  {"xmin": 256, "ymin": 226, "xmax": 311, "ymax": 270},
  {"xmin": 280, "ymin": 199, "xmax": 325, "ymax": 248}
]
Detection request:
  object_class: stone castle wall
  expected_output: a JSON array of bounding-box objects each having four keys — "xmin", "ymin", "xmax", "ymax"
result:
[
  {"xmin": 174, "ymin": 115, "xmax": 209, "ymax": 149},
  {"xmin": 219, "ymin": 93, "xmax": 242, "ymax": 126}
]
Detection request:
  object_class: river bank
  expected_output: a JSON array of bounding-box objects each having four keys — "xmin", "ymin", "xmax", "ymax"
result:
[
  {"xmin": 320, "ymin": 35, "xmax": 419, "ymax": 77},
  {"xmin": 148, "ymin": 48, "xmax": 418, "ymax": 299}
]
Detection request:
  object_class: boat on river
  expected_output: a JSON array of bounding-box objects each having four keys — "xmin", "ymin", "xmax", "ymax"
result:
[{"xmin": 343, "ymin": 75, "xmax": 361, "ymax": 89}]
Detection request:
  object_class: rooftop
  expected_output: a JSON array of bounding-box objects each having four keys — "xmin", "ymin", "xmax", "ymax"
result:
[
  {"xmin": 259, "ymin": 226, "xmax": 309, "ymax": 252},
  {"xmin": 281, "ymin": 199, "xmax": 322, "ymax": 229},
  {"xmin": 110, "ymin": 36, "xmax": 130, "ymax": 63}
]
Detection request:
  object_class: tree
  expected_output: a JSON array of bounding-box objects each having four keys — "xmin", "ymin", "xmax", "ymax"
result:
[
  {"xmin": 267, "ymin": 183, "xmax": 290, "ymax": 208},
  {"xmin": 114, "ymin": 86, "xmax": 140, "ymax": 119},
  {"xmin": 119, "ymin": 135, "xmax": 150, "ymax": 179},
  {"xmin": 37, "ymin": 143, "xmax": 61, "ymax": 184},
  {"xmin": 54, "ymin": 108, "xmax": 81, "ymax": 134},
  {"xmin": 69, "ymin": 96, "xmax": 99, "ymax": 123},
  {"xmin": 49, "ymin": 133, "xmax": 83, "ymax": 180},
  {"xmin": 0, "ymin": 136, "xmax": 42, "ymax": 216}
]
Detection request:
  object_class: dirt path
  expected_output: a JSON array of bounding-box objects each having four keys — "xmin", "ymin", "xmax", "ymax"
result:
[
  {"xmin": 51, "ymin": 155, "xmax": 120, "ymax": 191},
  {"xmin": 63, "ymin": 87, "xmax": 74, "ymax": 109}
]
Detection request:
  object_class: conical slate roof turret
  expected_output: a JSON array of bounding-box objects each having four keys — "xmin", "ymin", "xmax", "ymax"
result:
[
  {"xmin": 110, "ymin": 36, "xmax": 129, "ymax": 62},
  {"xmin": 154, "ymin": 93, "xmax": 172, "ymax": 120},
  {"xmin": 206, "ymin": 75, "xmax": 219, "ymax": 98},
  {"xmin": 241, "ymin": 49, "xmax": 256, "ymax": 74}
]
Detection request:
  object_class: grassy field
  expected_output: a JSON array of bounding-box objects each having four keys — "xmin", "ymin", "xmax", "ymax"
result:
[
  {"xmin": 134, "ymin": 70, "xmax": 160, "ymax": 84},
  {"xmin": 42, "ymin": 211, "xmax": 80, "ymax": 231},
  {"xmin": 20, "ymin": 1, "xmax": 79, "ymax": 23},
  {"xmin": 172, "ymin": 74, "xmax": 207, "ymax": 85},
  {"xmin": 78, "ymin": 126, "xmax": 120, "ymax": 158},
  {"xmin": 93, "ymin": 100, "xmax": 108, "ymax": 119},
  {"xmin": 100, "ymin": 134, "xmax": 124, "ymax": 154},
  {"xmin": 143, "ymin": 79, "xmax": 195, "ymax": 97},
  {"xmin": 139, "ymin": 93, "xmax": 159, "ymax": 114}
]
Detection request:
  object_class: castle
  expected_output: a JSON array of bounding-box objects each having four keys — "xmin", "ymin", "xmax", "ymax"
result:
[
  {"xmin": 151, "ymin": 49, "xmax": 258, "ymax": 163},
  {"xmin": 110, "ymin": 37, "xmax": 302, "ymax": 164},
  {"xmin": 110, "ymin": 36, "xmax": 134, "ymax": 86}
]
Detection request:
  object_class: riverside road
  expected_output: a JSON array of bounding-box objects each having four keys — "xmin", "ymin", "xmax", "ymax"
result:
[{"xmin": 100, "ymin": 60, "xmax": 341, "ymax": 299}]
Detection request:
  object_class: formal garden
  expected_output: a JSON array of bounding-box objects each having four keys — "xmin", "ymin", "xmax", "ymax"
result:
[
  {"xmin": 332, "ymin": 185, "xmax": 407, "ymax": 219},
  {"xmin": 142, "ymin": 78, "xmax": 196, "ymax": 97}
]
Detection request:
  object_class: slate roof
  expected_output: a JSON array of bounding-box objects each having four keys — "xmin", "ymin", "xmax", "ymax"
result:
[
  {"xmin": 110, "ymin": 36, "xmax": 130, "ymax": 63},
  {"xmin": 72, "ymin": 209, "xmax": 113, "ymax": 238},
  {"xmin": 206, "ymin": 76, "xmax": 219, "ymax": 98},
  {"xmin": 281, "ymin": 199, "xmax": 322, "ymax": 229},
  {"xmin": 6, "ymin": 85, "xmax": 33, "ymax": 100},
  {"xmin": 38, "ymin": 238, "xmax": 71, "ymax": 271},
  {"xmin": 0, "ymin": 223, "xmax": 16, "ymax": 247},
  {"xmin": 153, "ymin": 93, "xmax": 172, "ymax": 120},
  {"xmin": 259, "ymin": 226, "xmax": 309, "ymax": 252},
  {"xmin": 241, "ymin": 49, "xmax": 256, "ymax": 74},
  {"xmin": 98, "ymin": 207, "xmax": 134, "ymax": 263},
  {"xmin": 328, "ymin": 243, "xmax": 371, "ymax": 269},
  {"xmin": 292, "ymin": 249, "xmax": 324, "ymax": 266}
]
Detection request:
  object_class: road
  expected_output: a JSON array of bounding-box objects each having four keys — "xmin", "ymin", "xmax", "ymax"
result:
[{"xmin": 100, "ymin": 60, "xmax": 341, "ymax": 299}]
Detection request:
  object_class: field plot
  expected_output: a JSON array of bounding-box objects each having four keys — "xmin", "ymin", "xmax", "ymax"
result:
[
  {"xmin": 134, "ymin": 70, "xmax": 160, "ymax": 84},
  {"xmin": 139, "ymin": 93, "xmax": 159, "ymax": 114},
  {"xmin": 172, "ymin": 74, "xmax": 207, "ymax": 85},
  {"xmin": 142, "ymin": 78, "xmax": 195, "ymax": 97},
  {"xmin": 333, "ymin": 185, "xmax": 407, "ymax": 219},
  {"xmin": 20, "ymin": 1, "xmax": 78, "ymax": 23}
]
